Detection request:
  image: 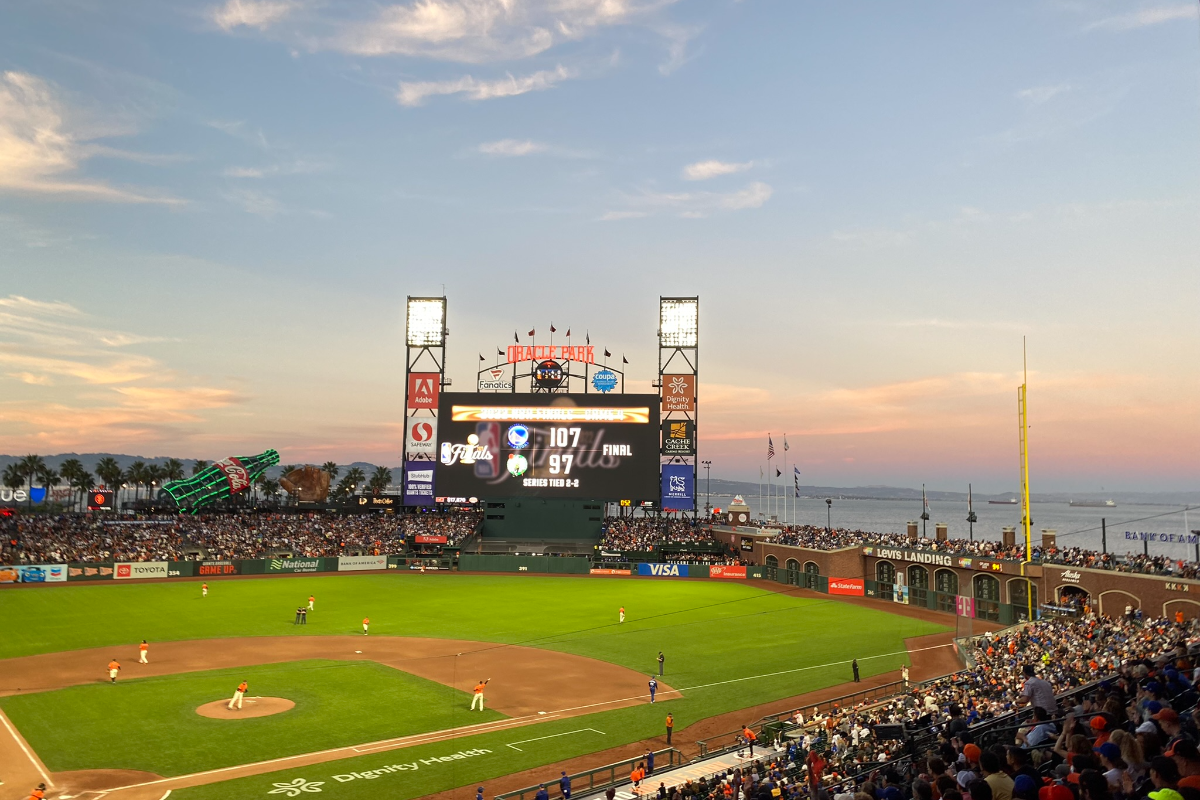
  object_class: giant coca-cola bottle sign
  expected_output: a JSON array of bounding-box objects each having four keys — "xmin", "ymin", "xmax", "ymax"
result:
[{"xmin": 213, "ymin": 457, "xmax": 251, "ymax": 495}]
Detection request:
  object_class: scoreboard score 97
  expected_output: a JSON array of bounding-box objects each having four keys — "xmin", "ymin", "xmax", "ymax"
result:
[{"xmin": 434, "ymin": 392, "xmax": 660, "ymax": 501}]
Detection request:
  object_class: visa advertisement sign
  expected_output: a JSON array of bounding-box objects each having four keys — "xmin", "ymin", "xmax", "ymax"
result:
[
  {"xmin": 661, "ymin": 464, "xmax": 694, "ymax": 511},
  {"xmin": 637, "ymin": 563, "xmax": 690, "ymax": 577},
  {"xmin": 404, "ymin": 460, "xmax": 435, "ymax": 506}
]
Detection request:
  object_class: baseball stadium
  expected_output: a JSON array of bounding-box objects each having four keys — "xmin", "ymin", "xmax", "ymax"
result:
[{"xmin": 3, "ymin": 297, "xmax": 1199, "ymax": 800}]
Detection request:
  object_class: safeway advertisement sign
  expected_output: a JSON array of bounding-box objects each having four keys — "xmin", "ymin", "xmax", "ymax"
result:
[
  {"xmin": 828, "ymin": 577, "xmax": 865, "ymax": 596},
  {"xmin": 708, "ymin": 565, "xmax": 747, "ymax": 579},
  {"xmin": 405, "ymin": 417, "xmax": 437, "ymax": 456}
]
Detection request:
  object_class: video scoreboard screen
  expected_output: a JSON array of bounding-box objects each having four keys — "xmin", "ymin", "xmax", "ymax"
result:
[{"xmin": 435, "ymin": 393, "xmax": 660, "ymax": 501}]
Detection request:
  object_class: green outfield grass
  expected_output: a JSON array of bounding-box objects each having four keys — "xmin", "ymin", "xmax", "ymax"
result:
[
  {"xmin": 0, "ymin": 574, "xmax": 949, "ymax": 798},
  {"xmin": 0, "ymin": 659, "xmax": 503, "ymax": 776}
]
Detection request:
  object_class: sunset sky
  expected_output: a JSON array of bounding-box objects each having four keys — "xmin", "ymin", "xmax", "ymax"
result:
[{"xmin": 1, "ymin": 1, "xmax": 1198, "ymax": 492}]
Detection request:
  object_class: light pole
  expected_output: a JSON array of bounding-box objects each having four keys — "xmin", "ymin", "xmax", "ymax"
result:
[
  {"xmin": 701, "ymin": 460, "xmax": 712, "ymax": 518},
  {"xmin": 825, "ymin": 498, "xmax": 832, "ymax": 533}
]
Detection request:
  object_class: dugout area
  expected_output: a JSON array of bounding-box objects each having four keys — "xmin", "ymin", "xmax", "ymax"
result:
[{"xmin": 0, "ymin": 573, "xmax": 949, "ymax": 800}]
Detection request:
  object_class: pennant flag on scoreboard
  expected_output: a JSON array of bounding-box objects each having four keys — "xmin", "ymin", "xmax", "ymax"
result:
[
  {"xmin": 479, "ymin": 353, "xmax": 484, "ymax": 361},
  {"xmin": 794, "ymin": 466, "xmax": 801, "ymax": 496},
  {"xmin": 497, "ymin": 348, "xmax": 504, "ymax": 357},
  {"xmin": 604, "ymin": 348, "xmax": 611, "ymax": 358},
  {"xmin": 783, "ymin": 436, "xmax": 789, "ymax": 452},
  {"xmin": 514, "ymin": 332, "xmax": 519, "ymax": 344},
  {"xmin": 550, "ymin": 323, "xmax": 556, "ymax": 333},
  {"xmin": 622, "ymin": 355, "xmax": 628, "ymax": 364},
  {"xmin": 528, "ymin": 328, "xmax": 535, "ymax": 337},
  {"xmin": 767, "ymin": 436, "xmax": 775, "ymax": 460},
  {"xmin": 566, "ymin": 328, "xmax": 571, "ymax": 337},
  {"xmin": 586, "ymin": 331, "xmax": 590, "ymax": 345},
  {"xmin": 776, "ymin": 468, "xmax": 781, "ymax": 478}
]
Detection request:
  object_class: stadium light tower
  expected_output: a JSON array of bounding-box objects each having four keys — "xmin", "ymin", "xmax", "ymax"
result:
[
  {"xmin": 701, "ymin": 459, "xmax": 712, "ymax": 517},
  {"xmin": 403, "ymin": 297, "xmax": 448, "ymax": 510},
  {"xmin": 659, "ymin": 297, "xmax": 699, "ymax": 521}
]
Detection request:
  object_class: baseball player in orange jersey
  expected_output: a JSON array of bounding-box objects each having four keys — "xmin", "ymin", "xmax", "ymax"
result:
[
  {"xmin": 28, "ymin": 783, "xmax": 46, "ymax": 800},
  {"xmin": 228, "ymin": 680, "xmax": 248, "ymax": 710},
  {"xmin": 308, "ymin": 594, "xmax": 315, "ymax": 610},
  {"xmin": 202, "ymin": 582, "xmax": 208, "ymax": 598},
  {"xmin": 107, "ymin": 658, "xmax": 121, "ymax": 683},
  {"xmin": 139, "ymin": 639, "xmax": 149, "ymax": 663},
  {"xmin": 619, "ymin": 606, "xmax": 625, "ymax": 623},
  {"xmin": 471, "ymin": 678, "xmax": 491, "ymax": 710},
  {"xmin": 362, "ymin": 616, "xmax": 369, "ymax": 635}
]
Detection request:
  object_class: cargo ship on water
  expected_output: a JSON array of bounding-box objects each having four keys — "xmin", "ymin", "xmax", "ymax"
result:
[
  {"xmin": 988, "ymin": 498, "xmax": 1018, "ymax": 505},
  {"xmin": 1069, "ymin": 499, "xmax": 1117, "ymax": 508}
]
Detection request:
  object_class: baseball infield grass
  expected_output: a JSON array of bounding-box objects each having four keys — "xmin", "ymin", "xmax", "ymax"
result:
[
  {"xmin": 0, "ymin": 659, "xmax": 503, "ymax": 775},
  {"xmin": 0, "ymin": 574, "xmax": 948, "ymax": 798}
]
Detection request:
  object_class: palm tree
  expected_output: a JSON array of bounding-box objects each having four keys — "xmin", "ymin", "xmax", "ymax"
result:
[
  {"xmin": 261, "ymin": 478, "xmax": 281, "ymax": 504},
  {"xmin": 18, "ymin": 455, "xmax": 45, "ymax": 508},
  {"xmin": 94, "ymin": 457, "xmax": 123, "ymax": 506},
  {"xmin": 192, "ymin": 459, "xmax": 209, "ymax": 476},
  {"xmin": 163, "ymin": 458, "xmax": 185, "ymax": 484},
  {"xmin": 323, "ymin": 461, "xmax": 340, "ymax": 483},
  {"xmin": 73, "ymin": 471, "xmax": 96, "ymax": 509},
  {"xmin": 145, "ymin": 464, "xmax": 165, "ymax": 502},
  {"xmin": 334, "ymin": 475, "xmax": 355, "ymax": 498},
  {"xmin": 60, "ymin": 458, "xmax": 85, "ymax": 510},
  {"xmin": 36, "ymin": 466, "xmax": 59, "ymax": 507},
  {"xmin": 127, "ymin": 460, "xmax": 148, "ymax": 501},
  {"xmin": 344, "ymin": 467, "xmax": 366, "ymax": 496},
  {"xmin": 368, "ymin": 466, "xmax": 392, "ymax": 494},
  {"xmin": 3, "ymin": 464, "xmax": 24, "ymax": 495}
]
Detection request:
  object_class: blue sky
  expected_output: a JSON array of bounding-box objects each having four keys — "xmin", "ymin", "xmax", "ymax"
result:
[{"xmin": 1, "ymin": 0, "xmax": 1198, "ymax": 491}]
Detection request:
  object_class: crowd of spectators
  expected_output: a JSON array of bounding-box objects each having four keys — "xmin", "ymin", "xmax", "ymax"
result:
[
  {"xmin": 0, "ymin": 511, "xmax": 481, "ymax": 564},
  {"xmin": 763, "ymin": 526, "xmax": 1200, "ymax": 580},
  {"xmin": 600, "ymin": 517, "xmax": 718, "ymax": 551},
  {"xmin": 631, "ymin": 612, "xmax": 1200, "ymax": 800}
]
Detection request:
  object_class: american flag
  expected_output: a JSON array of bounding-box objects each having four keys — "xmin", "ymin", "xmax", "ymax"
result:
[{"xmin": 767, "ymin": 436, "xmax": 775, "ymax": 460}]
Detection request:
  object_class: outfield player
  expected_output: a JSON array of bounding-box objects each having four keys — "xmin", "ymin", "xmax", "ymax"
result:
[
  {"xmin": 619, "ymin": 606, "xmax": 625, "ymax": 623},
  {"xmin": 107, "ymin": 658, "xmax": 121, "ymax": 683},
  {"xmin": 648, "ymin": 677, "xmax": 657, "ymax": 703},
  {"xmin": 228, "ymin": 680, "xmax": 248, "ymax": 710},
  {"xmin": 363, "ymin": 616, "xmax": 370, "ymax": 635},
  {"xmin": 309, "ymin": 594, "xmax": 315, "ymax": 610},
  {"xmin": 471, "ymin": 678, "xmax": 490, "ymax": 710},
  {"xmin": 139, "ymin": 639, "xmax": 149, "ymax": 664},
  {"xmin": 202, "ymin": 582, "xmax": 208, "ymax": 598}
]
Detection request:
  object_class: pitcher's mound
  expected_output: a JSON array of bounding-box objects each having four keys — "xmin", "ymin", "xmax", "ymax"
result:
[{"xmin": 196, "ymin": 697, "xmax": 295, "ymax": 719}]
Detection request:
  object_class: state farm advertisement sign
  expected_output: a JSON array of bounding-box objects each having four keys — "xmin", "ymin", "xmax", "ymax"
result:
[
  {"xmin": 708, "ymin": 564, "xmax": 747, "ymax": 579},
  {"xmin": 828, "ymin": 577, "xmax": 865, "ymax": 596},
  {"xmin": 115, "ymin": 561, "xmax": 169, "ymax": 580}
]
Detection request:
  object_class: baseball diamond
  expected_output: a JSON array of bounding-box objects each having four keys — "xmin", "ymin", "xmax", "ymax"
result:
[{"xmin": 0, "ymin": 572, "xmax": 951, "ymax": 800}]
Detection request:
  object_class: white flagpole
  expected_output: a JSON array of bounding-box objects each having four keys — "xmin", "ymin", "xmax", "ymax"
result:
[
  {"xmin": 767, "ymin": 434, "xmax": 772, "ymax": 522},
  {"xmin": 783, "ymin": 434, "xmax": 788, "ymax": 525}
]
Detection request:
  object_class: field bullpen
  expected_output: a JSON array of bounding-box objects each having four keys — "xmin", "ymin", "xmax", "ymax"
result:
[{"xmin": 0, "ymin": 573, "xmax": 949, "ymax": 800}]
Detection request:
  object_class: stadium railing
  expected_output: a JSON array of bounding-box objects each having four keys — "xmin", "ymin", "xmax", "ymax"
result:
[{"xmin": 493, "ymin": 748, "xmax": 686, "ymax": 800}]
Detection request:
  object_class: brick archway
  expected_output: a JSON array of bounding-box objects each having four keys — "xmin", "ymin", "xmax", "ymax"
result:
[{"xmin": 1099, "ymin": 589, "xmax": 1141, "ymax": 618}]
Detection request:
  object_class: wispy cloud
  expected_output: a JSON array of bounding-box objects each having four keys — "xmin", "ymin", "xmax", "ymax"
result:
[
  {"xmin": 477, "ymin": 139, "xmax": 548, "ymax": 156},
  {"xmin": 682, "ymin": 159, "xmax": 754, "ymax": 181},
  {"xmin": 397, "ymin": 65, "xmax": 575, "ymax": 106},
  {"xmin": 1085, "ymin": 4, "xmax": 1197, "ymax": 31},
  {"xmin": 1015, "ymin": 83, "xmax": 1070, "ymax": 105},
  {"xmin": 602, "ymin": 181, "xmax": 772, "ymax": 220},
  {"xmin": 211, "ymin": 0, "xmax": 296, "ymax": 31},
  {"xmin": 0, "ymin": 72, "xmax": 183, "ymax": 204}
]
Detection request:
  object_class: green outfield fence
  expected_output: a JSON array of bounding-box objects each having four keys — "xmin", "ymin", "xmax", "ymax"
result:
[{"xmin": 494, "ymin": 748, "xmax": 686, "ymax": 800}]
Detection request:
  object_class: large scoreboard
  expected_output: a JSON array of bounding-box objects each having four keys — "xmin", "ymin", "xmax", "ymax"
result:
[{"xmin": 434, "ymin": 393, "xmax": 660, "ymax": 501}]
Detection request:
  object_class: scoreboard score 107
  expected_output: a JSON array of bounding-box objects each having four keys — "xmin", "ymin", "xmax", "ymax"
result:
[{"xmin": 434, "ymin": 392, "xmax": 660, "ymax": 501}]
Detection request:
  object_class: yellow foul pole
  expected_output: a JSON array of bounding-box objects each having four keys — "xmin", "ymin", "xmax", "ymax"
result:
[{"xmin": 1018, "ymin": 339, "xmax": 1033, "ymax": 619}]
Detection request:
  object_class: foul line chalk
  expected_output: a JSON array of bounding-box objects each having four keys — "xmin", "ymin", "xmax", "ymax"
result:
[
  {"xmin": 507, "ymin": 728, "xmax": 605, "ymax": 752},
  {"xmin": 0, "ymin": 707, "xmax": 53, "ymax": 787}
]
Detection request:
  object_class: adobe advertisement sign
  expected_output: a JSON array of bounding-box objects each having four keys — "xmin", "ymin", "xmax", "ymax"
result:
[
  {"xmin": 406, "ymin": 417, "xmax": 437, "ymax": 457},
  {"xmin": 661, "ymin": 375, "xmax": 696, "ymax": 412},
  {"xmin": 661, "ymin": 463, "xmax": 694, "ymax": 511},
  {"xmin": 828, "ymin": 578, "xmax": 865, "ymax": 596},
  {"xmin": 404, "ymin": 461, "xmax": 435, "ymax": 505},
  {"xmin": 407, "ymin": 373, "xmax": 440, "ymax": 409}
]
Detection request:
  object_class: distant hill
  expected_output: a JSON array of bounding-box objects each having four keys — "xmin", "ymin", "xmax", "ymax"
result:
[{"xmin": 0, "ymin": 453, "xmax": 397, "ymax": 482}]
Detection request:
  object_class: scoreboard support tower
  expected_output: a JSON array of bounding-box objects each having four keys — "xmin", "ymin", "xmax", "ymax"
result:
[
  {"xmin": 658, "ymin": 297, "xmax": 699, "ymax": 521},
  {"xmin": 403, "ymin": 297, "xmax": 448, "ymax": 503}
]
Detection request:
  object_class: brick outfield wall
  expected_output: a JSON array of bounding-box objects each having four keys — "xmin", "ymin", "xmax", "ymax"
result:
[{"xmin": 709, "ymin": 527, "xmax": 1200, "ymax": 619}]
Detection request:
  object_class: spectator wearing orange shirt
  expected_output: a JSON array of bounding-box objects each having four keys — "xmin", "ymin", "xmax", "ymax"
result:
[{"xmin": 742, "ymin": 725, "xmax": 757, "ymax": 756}]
